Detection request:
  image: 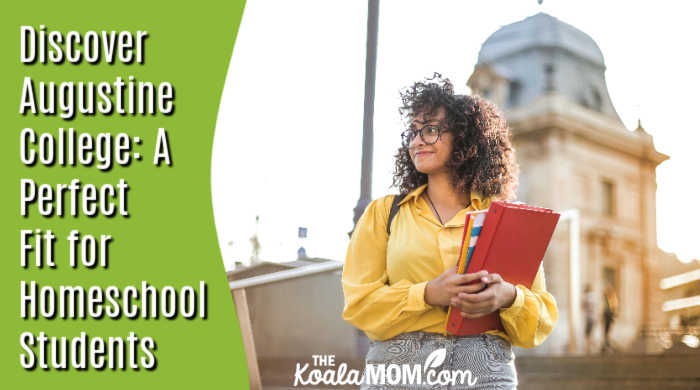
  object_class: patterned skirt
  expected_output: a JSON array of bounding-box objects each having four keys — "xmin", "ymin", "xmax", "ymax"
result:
[{"xmin": 360, "ymin": 331, "xmax": 517, "ymax": 390}]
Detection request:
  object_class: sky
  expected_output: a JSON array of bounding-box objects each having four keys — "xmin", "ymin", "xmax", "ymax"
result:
[{"xmin": 212, "ymin": 0, "xmax": 700, "ymax": 270}]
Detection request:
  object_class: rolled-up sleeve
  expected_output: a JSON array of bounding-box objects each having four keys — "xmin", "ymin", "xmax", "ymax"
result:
[
  {"xmin": 498, "ymin": 264, "xmax": 558, "ymax": 348},
  {"xmin": 341, "ymin": 197, "xmax": 434, "ymax": 341}
]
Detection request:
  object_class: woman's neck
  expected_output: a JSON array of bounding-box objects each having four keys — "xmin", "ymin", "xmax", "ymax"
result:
[{"xmin": 426, "ymin": 172, "xmax": 469, "ymax": 210}]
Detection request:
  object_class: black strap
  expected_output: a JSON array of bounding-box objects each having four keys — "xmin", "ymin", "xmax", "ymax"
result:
[{"xmin": 387, "ymin": 193, "xmax": 407, "ymax": 236}]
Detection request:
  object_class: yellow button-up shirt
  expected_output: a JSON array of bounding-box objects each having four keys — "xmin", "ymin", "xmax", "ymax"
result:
[{"xmin": 341, "ymin": 184, "xmax": 558, "ymax": 348}]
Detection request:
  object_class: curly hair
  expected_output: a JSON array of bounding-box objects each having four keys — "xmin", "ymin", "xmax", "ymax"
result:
[{"xmin": 392, "ymin": 73, "xmax": 519, "ymax": 201}]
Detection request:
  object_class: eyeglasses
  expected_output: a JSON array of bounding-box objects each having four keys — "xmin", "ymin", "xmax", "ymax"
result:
[{"xmin": 401, "ymin": 125, "xmax": 446, "ymax": 146}]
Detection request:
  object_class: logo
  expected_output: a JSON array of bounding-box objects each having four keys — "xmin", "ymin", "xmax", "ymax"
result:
[{"xmin": 293, "ymin": 349, "xmax": 478, "ymax": 387}]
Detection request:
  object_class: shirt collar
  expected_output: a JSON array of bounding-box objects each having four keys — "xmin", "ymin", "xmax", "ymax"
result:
[{"xmin": 398, "ymin": 183, "xmax": 490, "ymax": 211}]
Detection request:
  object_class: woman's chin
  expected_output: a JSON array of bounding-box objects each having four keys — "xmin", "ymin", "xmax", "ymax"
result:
[{"xmin": 415, "ymin": 165, "xmax": 439, "ymax": 175}]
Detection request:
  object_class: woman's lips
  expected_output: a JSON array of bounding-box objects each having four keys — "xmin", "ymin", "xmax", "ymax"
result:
[{"xmin": 414, "ymin": 151, "xmax": 433, "ymax": 157}]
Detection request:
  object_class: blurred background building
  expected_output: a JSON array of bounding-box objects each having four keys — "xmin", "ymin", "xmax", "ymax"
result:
[{"xmin": 467, "ymin": 12, "xmax": 696, "ymax": 356}]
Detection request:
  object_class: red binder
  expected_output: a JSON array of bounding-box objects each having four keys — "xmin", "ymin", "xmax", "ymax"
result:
[{"xmin": 445, "ymin": 201, "xmax": 560, "ymax": 335}]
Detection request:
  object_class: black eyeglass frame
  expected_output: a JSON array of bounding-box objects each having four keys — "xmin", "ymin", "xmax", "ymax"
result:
[{"xmin": 401, "ymin": 125, "xmax": 447, "ymax": 146}]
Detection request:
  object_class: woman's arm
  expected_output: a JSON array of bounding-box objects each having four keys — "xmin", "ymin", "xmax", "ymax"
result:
[
  {"xmin": 450, "ymin": 264, "xmax": 558, "ymax": 348},
  {"xmin": 341, "ymin": 197, "xmax": 434, "ymax": 341},
  {"xmin": 497, "ymin": 265, "xmax": 558, "ymax": 348}
]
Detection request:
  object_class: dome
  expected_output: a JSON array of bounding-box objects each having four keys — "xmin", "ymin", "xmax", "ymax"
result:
[
  {"xmin": 469, "ymin": 12, "xmax": 622, "ymax": 123},
  {"xmin": 478, "ymin": 12, "xmax": 605, "ymax": 67}
]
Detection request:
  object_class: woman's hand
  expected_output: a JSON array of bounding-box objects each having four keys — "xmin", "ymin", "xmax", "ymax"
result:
[
  {"xmin": 424, "ymin": 267, "xmax": 489, "ymax": 307},
  {"xmin": 450, "ymin": 273, "xmax": 517, "ymax": 319}
]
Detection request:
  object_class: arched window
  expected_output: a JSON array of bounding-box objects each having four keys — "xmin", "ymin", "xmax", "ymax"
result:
[
  {"xmin": 508, "ymin": 80, "xmax": 521, "ymax": 107},
  {"xmin": 591, "ymin": 87, "xmax": 602, "ymax": 111}
]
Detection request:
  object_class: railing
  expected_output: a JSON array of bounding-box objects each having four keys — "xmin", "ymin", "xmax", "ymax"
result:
[
  {"xmin": 640, "ymin": 326, "xmax": 700, "ymax": 350},
  {"xmin": 228, "ymin": 261, "xmax": 343, "ymax": 290},
  {"xmin": 228, "ymin": 261, "xmax": 344, "ymax": 390}
]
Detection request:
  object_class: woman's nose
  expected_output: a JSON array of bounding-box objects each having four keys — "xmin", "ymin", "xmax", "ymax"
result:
[{"xmin": 410, "ymin": 133, "xmax": 425, "ymax": 148}]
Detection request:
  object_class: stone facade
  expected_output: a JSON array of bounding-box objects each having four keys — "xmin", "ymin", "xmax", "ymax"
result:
[{"xmin": 468, "ymin": 13, "xmax": 674, "ymax": 355}]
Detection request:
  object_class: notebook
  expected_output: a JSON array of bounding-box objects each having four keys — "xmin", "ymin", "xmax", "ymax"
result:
[
  {"xmin": 456, "ymin": 210, "xmax": 487, "ymax": 274},
  {"xmin": 445, "ymin": 201, "xmax": 560, "ymax": 335}
]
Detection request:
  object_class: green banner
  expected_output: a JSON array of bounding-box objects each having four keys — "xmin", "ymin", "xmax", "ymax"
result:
[{"xmin": 1, "ymin": 1, "xmax": 249, "ymax": 387}]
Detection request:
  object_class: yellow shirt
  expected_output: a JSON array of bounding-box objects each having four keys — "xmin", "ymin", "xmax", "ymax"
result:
[{"xmin": 341, "ymin": 184, "xmax": 558, "ymax": 348}]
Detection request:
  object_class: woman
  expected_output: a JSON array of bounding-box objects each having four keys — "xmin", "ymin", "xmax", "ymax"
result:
[
  {"xmin": 602, "ymin": 285, "xmax": 618, "ymax": 354},
  {"xmin": 342, "ymin": 74, "xmax": 558, "ymax": 389}
]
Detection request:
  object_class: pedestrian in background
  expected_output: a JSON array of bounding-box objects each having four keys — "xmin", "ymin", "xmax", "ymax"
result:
[
  {"xmin": 582, "ymin": 283, "xmax": 596, "ymax": 355},
  {"xmin": 602, "ymin": 285, "xmax": 618, "ymax": 353}
]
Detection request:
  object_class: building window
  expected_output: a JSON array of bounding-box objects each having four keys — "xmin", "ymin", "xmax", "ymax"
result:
[
  {"xmin": 508, "ymin": 80, "xmax": 521, "ymax": 107},
  {"xmin": 591, "ymin": 88, "xmax": 602, "ymax": 111},
  {"xmin": 602, "ymin": 266, "xmax": 618, "ymax": 291},
  {"xmin": 544, "ymin": 63, "xmax": 555, "ymax": 91},
  {"xmin": 602, "ymin": 266, "xmax": 619, "ymax": 315},
  {"xmin": 579, "ymin": 95, "xmax": 590, "ymax": 108},
  {"xmin": 601, "ymin": 179, "xmax": 615, "ymax": 217}
]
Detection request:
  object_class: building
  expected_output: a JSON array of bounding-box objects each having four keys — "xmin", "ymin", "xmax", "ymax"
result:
[
  {"xmin": 468, "ymin": 12, "xmax": 698, "ymax": 355},
  {"xmin": 658, "ymin": 260, "xmax": 700, "ymax": 353}
]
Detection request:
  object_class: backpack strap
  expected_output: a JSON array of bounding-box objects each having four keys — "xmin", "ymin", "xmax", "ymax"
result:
[{"xmin": 387, "ymin": 193, "xmax": 407, "ymax": 236}]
